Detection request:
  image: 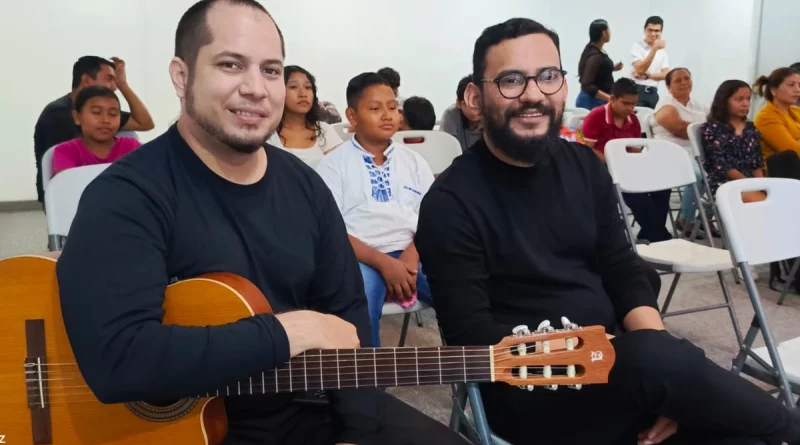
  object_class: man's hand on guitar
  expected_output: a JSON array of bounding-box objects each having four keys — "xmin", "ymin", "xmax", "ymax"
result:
[
  {"xmin": 638, "ymin": 416, "xmax": 678, "ymax": 445},
  {"xmin": 276, "ymin": 310, "xmax": 360, "ymax": 356}
]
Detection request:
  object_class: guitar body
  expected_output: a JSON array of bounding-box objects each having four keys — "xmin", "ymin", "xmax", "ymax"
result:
[{"xmin": 0, "ymin": 255, "xmax": 269, "ymax": 445}]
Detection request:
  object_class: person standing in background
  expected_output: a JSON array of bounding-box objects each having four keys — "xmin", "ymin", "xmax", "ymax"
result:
[
  {"xmin": 33, "ymin": 55, "xmax": 154, "ymax": 207},
  {"xmin": 440, "ymin": 75, "xmax": 483, "ymax": 152},
  {"xmin": 377, "ymin": 67, "xmax": 405, "ymax": 108},
  {"xmin": 631, "ymin": 16, "xmax": 670, "ymax": 109},
  {"xmin": 575, "ymin": 19, "xmax": 623, "ymax": 110}
]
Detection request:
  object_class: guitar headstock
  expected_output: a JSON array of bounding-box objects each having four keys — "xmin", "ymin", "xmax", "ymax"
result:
[{"xmin": 492, "ymin": 317, "xmax": 615, "ymax": 391}]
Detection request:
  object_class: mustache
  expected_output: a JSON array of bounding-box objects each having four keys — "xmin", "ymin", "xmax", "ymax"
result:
[{"xmin": 506, "ymin": 102, "xmax": 556, "ymax": 118}]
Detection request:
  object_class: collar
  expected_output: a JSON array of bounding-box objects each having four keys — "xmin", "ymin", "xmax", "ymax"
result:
[
  {"xmin": 351, "ymin": 136, "xmax": 395, "ymax": 158},
  {"xmin": 604, "ymin": 103, "xmax": 634, "ymax": 126}
]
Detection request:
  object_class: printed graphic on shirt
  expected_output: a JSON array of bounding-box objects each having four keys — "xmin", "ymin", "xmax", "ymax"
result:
[{"xmin": 363, "ymin": 155, "xmax": 393, "ymax": 202}]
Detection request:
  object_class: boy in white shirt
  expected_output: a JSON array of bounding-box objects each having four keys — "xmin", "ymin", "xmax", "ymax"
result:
[
  {"xmin": 316, "ymin": 72, "xmax": 435, "ymax": 347},
  {"xmin": 631, "ymin": 16, "xmax": 670, "ymax": 109}
]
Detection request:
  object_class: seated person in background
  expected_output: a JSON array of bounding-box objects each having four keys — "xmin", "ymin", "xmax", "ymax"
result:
[
  {"xmin": 440, "ymin": 75, "xmax": 483, "ymax": 152},
  {"xmin": 400, "ymin": 96, "xmax": 436, "ymax": 131},
  {"xmin": 318, "ymin": 100, "xmax": 342, "ymax": 124},
  {"xmin": 34, "ymin": 56, "xmax": 154, "ymax": 205},
  {"xmin": 791, "ymin": 62, "xmax": 800, "ymax": 105},
  {"xmin": 702, "ymin": 80, "xmax": 764, "ymax": 202},
  {"xmin": 583, "ymin": 78, "xmax": 672, "ymax": 243},
  {"xmin": 316, "ymin": 73, "xmax": 435, "ymax": 348},
  {"xmin": 377, "ymin": 67, "xmax": 405, "ymax": 108},
  {"xmin": 652, "ymin": 67, "xmax": 712, "ymax": 238},
  {"xmin": 575, "ymin": 19, "xmax": 623, "ymax": 110},
  {"xmin": 52, "ymin": 86, "xmax": 141, "ymax": 177},
  {"xmin": 753, "ymin": 67, "xmax": 800, "ymax": 179},
  {"xmin": 416, "ymin": 18, "xmax": 800, "ymax": 445},
  {"xmin": 269, "ymin": 65, "xmax": 342, "ymax": 167}
]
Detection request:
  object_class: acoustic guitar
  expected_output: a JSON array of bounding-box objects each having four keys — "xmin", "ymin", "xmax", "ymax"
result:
[{"xmin": 0, "ymin": 254, "xmax": 615, "ymax": 444}]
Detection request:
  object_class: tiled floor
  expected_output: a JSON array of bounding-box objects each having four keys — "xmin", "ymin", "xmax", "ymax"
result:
[{"xmin": 2, "ymin": 209, "xmax": 799, "ymax": 428}]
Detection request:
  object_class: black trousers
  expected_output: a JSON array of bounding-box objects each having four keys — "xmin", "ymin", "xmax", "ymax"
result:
[
  {"xmin": 481, "ymin": 329, "xmax": 800, "ymax": 445},
  {"xmin": 636, "ymin": 85, "xmax": 660, "ymax": 109},
  {"xmin": 222, "ymin": 391, "xmax": 469, "ymax": 445},
  {"xmin": 624, "ymin": 190, "xmax": 672, "ymax": 243},
  {"xmin": 766, "ymin": 150, "xmax": 800, "ymax": 181}
]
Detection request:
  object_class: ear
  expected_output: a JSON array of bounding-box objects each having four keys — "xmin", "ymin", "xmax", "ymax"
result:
[
  {"xmin": 169, "ymin": 57, "xmax": 190, "ymax": 101},
  {"xmin": 72, "ymin": 110, "xmax": 81, "ymax": 127},
  {"xmin": 463, "ymin": 83, "xmax": 484, "ymax": 121},
  {"xmin": 345, "ymin": 107, "xmax": 358, "ymax": 128}
]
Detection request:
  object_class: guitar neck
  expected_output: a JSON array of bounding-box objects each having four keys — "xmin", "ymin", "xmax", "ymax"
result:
[{"xmin": 202, "ymin": 346, "xmax": 493, "ymax": 397}]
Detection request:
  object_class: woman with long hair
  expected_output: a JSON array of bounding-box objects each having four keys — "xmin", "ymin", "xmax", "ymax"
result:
[
  {"xmin": 575, "ymin": 19, "xmax": 623, "ymax": 110},
  {"xmin": 702, "ymin": 80, "xmax": 764, "ymax": 202},
  {"xmin": 270, "ymin": 65, "xmax": 342, "ymax": 167},
  {"xmin": 753, "ymin": 67, "xmax": 800, "ymax": 171}
]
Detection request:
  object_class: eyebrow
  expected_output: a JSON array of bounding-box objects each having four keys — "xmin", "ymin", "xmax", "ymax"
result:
[
  {"xmin": 215, "ymin": 51, "xmax": 283, "ymax": 66},
  {"xmin": 494, "ymin": 66, "xmax": 561, "ymax": 78}
]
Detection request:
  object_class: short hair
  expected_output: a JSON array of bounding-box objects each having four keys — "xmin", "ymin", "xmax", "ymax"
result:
[
  {"xmin": 456, "ymin": 75, "xmax": 473, "ymax": 102},
  {"xmin": 346, "ymin": 72, "xmax": 391, "ymax": 108},
  {"xmin": 644, "ymin": 16, "xmax": 664, "ymax": 30},
  {"xmin": 753, "ymin": 67, "xmax": 800, "ymax": 102},
  {"xmin": 377, "ymin": 67, "xmax": 401, "ymax": 90},
  {"xmin": 473, "ymin": 18, "xmax": 561, "ymax": 84},
  {"xmin": 708, "ymin": 79, "xmax": 751, "ymax": 123},
  {"xmin": 665, "ymin": 67, "xmax": 691, "ymax": 87},
  {"xmin": 174, "ymin": 0, "xmax": 285, "ymax": 71},
  {"xmin": 402, "ymin": 97, "xmax": 436, "ymax": 131},
  {"xmin": 74, "ymin": 86, "xmax": 120, "ymax": 112},
  {"xmin": 611, "ymin": 78, "xmax": 639, "ymax": 97},
  {"xmin": 71, "ymin": 56, "xmax": 115, "ymax": 89},
  {"xmin": 791, "ymin": 62, "xmax": 800, "ymax": 71}
]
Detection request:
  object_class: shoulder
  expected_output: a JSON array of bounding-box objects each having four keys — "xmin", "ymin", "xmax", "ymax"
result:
[
  {"xmin": 117, "ymin": 136, "xmax": 141, "ymax": 149},
  {"xmin": 754, "ymin": 104, "xmax": 780, "ymax": 124},
  {"xmin": 315, "ymin": 139, "xmax": 355, "ymax": 173},
  {"xmin": 37, "ymin": 96, "xmax": 72, "ymax": 124},
  {"xmin": 54, "ymin": 138, "xmax": 82, "ymax": 152},
  {"xmin": 585, "ymin": 105, "xmax": 606, "ymax": 121}
]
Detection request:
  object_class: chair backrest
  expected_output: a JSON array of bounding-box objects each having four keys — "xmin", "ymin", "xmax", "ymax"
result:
[
  {"xmin": 41, "ymin": 145, "xmax": 57, "ymax": 194},
  {"xmin": 44, "ymin": 164, "xmax": 110, "ymax": 238},
  {"xmin": 634, "ymin": 106, "xmax": 653, "ymax": 120},
  {"xmin": 117, "ymin": 130, "xmax": 139, "ymax": 140},
  {"xmin": 687, "ymin": 122, "xmax": 705, "ymax": 161},
  {"xmin": 391, "ymin": 131, "xmax": 461, "ymax": 174},
  {"xmin": 605, "ymin": 138, "xmax": 697, "ymax": 193},
  {"xmin": 331, "ymin": 123, "xmax": 353, "ymax": 141},
  {"xmin": 716, "ymin": 178, "xmax": 800, "ymax": 265},
  {"xmin": 566, "ymin": 115, "xmax": 585, "ymax": 130},
  {"xmin": 641, "ymin": 114, "xmax": 654, "ymax": 139}
]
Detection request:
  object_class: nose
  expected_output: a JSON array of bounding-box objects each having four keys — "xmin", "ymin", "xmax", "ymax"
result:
[
  {"xmin": 239, "ymin": 66, "xmax": 268, "ymax": 100},
  {"xmin": 519, "ymin": 77, "xmax": 547, "ymax": 104}
]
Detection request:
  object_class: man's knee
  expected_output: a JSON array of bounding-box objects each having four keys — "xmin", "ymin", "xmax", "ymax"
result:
[{"xmin": 359, "ymin": 263, "xmax": 386, "ymax": 311}]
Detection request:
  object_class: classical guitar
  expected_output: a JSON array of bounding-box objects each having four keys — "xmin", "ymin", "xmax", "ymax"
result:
[{"xmin": 0, "ymin": 254, "xmax": 615, "ymax": 445}]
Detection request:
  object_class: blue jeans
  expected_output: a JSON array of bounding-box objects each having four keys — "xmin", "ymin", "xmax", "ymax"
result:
[
  {"xmin": 359, "ymin": 251, "xmax": 432, "ymax": 347},
  {"xmin": 575, "ymin": 91, "xmax": 607, "ymax": 110},
  {"xmin": 679, "ymin": 160, "xmax": 705, "ymax": 223}
]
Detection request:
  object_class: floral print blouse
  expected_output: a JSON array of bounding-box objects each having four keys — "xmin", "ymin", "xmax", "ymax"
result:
[{"xmin": 701, "ymin": 121, "xmax": 762, "ymax": 194}]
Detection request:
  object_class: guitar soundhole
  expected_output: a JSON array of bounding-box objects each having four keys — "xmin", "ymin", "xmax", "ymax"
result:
[{"xmin": 125, "ymin": 398, "xmax": 199, "ymax": 423}]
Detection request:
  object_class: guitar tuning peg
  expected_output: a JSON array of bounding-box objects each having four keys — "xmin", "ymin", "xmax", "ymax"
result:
[
  {"xmin": 518, "ymin": 385, "xmax": 536, "ymax": 392},
  {"xmin": 512, "ymin": 325, "xmax": 530, "ymax": 336},
  {"xmin": 561, "ymin": 316, "xmax": 579, "ymax": 330},
  {"xmin": 526, "ymin": 385, "xmax": 535, "ymax": 391},
  {"xmin": 536, "ymin": 320, "xmax": 553, "ymax": 333},
  {"xmin": 568, "ymin": 384, "xmax": 583, "ymax": 390},
  {"xmin": 545, "ymin": 385, "xmax": 559, "ymax": 391}
]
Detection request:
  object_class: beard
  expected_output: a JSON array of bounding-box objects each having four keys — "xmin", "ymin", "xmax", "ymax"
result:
[
  {"xmin": 483, "ymin": 100, "xmax": 563, "ymax": 165},
  {"xmin": 184, "ymin": 75, "xmax": 269, "ymax": 154}
]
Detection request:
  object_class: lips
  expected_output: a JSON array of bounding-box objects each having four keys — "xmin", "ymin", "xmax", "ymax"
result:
[
  {"xmin": 380, "ymin": 124, "xmax": 395, "ymax": 131},
  {"xmin": 229, "ymin": 106, "xmax": 267, "ymax": 118}
]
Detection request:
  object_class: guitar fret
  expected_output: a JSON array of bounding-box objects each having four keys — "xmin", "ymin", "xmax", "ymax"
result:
[
  {"xmin": 226, "ymin": 386, "xmax": 230, "ymax": 396},
  {"xmin": 249, "ymin": 376, "xmax": 253, "ymax": 395},
  {"xmin": 354, "ymin": 349, "xmax": 358, "ymax": 389},
  {"xmin": 394, "ymin": 348, "xmax": 398, "ymax": 387},
  {"xmin": 319, "ymin": 350, "xmax": 324, "ymax": 390},
  {"xmin": 438, "ymin": 347, "xmax": 442, "ymax": 385},
  {"xmin": 261, "ymin": 372, "xmax": 265, "ymax": 394},
  {"xmin": 289, "ymin": 358, "xmax": 293, "ymax": 392},
  {"xmin": 462, "ymin": 347, "xmax": 467, "ymax": 382},
  {"xmin": 415, "ymin": 347, "xmax": 419, "ymax": 386},
  {"xmin": 274, "ymin": 368, "xmax": 278, "ymax": 393},
  {"xmin": 336, "ymin": 350, "xmax": 341, "ymax": 389},
  {"xmin": 237, "ymin": 381, "xmax": 241, "ymax": 395},
  {"xmin": 304, "ymin": 352, "xmax": 308, "ymax": 392},
  {"xmin": 373, "ymin": 349, "xmax": 377, "ymax": 387}
]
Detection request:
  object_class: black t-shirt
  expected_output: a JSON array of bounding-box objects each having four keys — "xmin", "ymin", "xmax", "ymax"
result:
[
  {"xmin": 56, "ymin": 125, "xmax": 379, "ymax": 443},
  {"xmin": 415, "ymin": 138, "xmax": 658, "ymax": 349},
  {"xmin": 33, "ymin": 93, "xmax": 131, "ymax": 202}
]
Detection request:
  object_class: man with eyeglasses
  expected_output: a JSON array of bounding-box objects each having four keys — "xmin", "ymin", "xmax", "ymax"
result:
[{"xmin": 416, "ymin": 17, "xmax": 800, "ymax": 445}]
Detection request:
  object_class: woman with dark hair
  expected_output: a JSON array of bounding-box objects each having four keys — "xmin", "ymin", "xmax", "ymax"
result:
[
  {"xmin": 753, "ymin": 67, "xmax": 800, "ymax": 172},
  {"xmin": 269, "ymin": 65, "xmax": 342, "ymax": 167},
  {"xmin": 702, "ymin": 80, "xmax": 764, "ymax": 202},
  {"xmin": 575, "ymin": 19, "xmax": 623, "ymax": 110},
  {"xmin": 51, "ymin": 85, "xmax": 140, "ymax": 177}
]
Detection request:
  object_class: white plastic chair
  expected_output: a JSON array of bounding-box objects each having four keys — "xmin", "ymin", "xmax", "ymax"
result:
[
  {"xmin": 717, "ymin": 178, "xmax": 800, "ymax": 406},
  {"xmin": 331, "ymin": 122, "xmax": 353, "ymax": 141},
  {"xmin": 381, "ymin": 300, "xmax": 431, "ymax": 347},
  {"xmin": 641, "ymin": 114, "xmax": 654, "ymax": 139},
  {"xmin": 605, "ymin": 138, "xmax": 743, "ymax": 345},
  {"xmin": 392, "ymin": 131, "xmax": 461, "ymax": 175},
  {"xmin": 41, "ymin": 145, "xmax": 57, "ymax": 194},
  {"xmin": 44, "ymin": 164, "xmax": 110, "ymax": 251},
  {"xmin": 117, "ymin": 130, "xmax": 139, "ymax": 140},
  {"xmin": 634, "ymin": 106, "xmax": 653, "ymax": 128}
]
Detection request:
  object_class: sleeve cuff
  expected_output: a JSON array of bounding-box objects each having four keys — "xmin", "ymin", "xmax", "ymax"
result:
[{"xmin": 259, "ymin": 313, "xmax": 291, "ymax": 366}]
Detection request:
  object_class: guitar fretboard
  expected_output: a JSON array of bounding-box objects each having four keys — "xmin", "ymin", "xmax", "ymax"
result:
[{"xmin": 203, "ymin": 346, "xmax": 492, "ymax": 397}]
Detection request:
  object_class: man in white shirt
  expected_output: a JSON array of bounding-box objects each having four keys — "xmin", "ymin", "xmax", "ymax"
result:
[
  {"xmin": 316, "ymin": 72, "xmax": 435, "ymax": 347},
  {"xmin": 631, "ymin": 16, "xmax": 670, "ymax": 109}
]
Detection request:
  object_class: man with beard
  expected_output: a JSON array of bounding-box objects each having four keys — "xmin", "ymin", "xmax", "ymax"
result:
[
  {"xmin": 416, "ymin": 18, "xmax": 800, "ymax": 445},
  {"xmin": 55, "ymin": 1, "xmax": 469, "ymax": 445}
]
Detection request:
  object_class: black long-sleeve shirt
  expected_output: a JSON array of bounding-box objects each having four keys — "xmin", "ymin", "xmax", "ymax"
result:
[
  {"xmin": 56, "ymin": 125, "xmax": 379, "ymax": 444},
  {"xmin": 578, "ymin": 45, "xmax": 615, "ymax": 97},
  {"xmin": 415, "ymin": 138, "xmax": 657, "ymax": 349}
]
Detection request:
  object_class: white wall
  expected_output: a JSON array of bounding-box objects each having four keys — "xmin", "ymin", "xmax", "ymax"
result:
[{"xmin": 0, "ymin": 0, "xmax": 763, "ymax": 202}]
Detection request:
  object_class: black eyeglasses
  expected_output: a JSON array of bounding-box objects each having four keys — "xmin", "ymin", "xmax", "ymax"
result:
[{"xmin": 481, "ymin": 68, "xmax": 567, "ymax": 99}]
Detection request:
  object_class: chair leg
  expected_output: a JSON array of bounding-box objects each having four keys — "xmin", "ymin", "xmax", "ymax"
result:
[
  {"xmin": 731, "ymin": 316, "xmax": 761, "ymax": 374},
  {"xmin": 717, "ymin": 271, "xmax": 743, "ymax": 347},
  {"xmin": 415, "ymin": 311, "xmax": 423, "ymax": 327},
  {"xmin": 466, "ymin": 383, "xmax": 494, "ymax": 445},
  {"xmin": 776, "ymin": 259, "xmax": 800, "ymax": 306},
  {"xmin": 660, "ymin": 273, "xmax": 681, "ymax": 315},
  {"xmin": 398, "ymin": 314, "xmax": 411, "ymax": 347},
  {"xmin": 449, "ymin": 383, "xmax": 467, "ymax": 434}
]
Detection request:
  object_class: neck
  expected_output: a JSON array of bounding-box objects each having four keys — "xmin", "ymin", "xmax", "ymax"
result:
[
  {"xmin": 69, "ymin": 89, "xmax": 79, "ymax": 102},
  {"xmin": 773, "ymin": 100, "xmax": 792, "ymax": 114},
  {"xmin": 82, "ymin": 136, "xmax": 115, "ymax": 155},
  {"xmin": 484, "ymin": 132, "xmax": 535, "ymax": 168},
  {"xmin": 355, "ymin": 134, "xmax": 390, "ymax": 163},
  {"xmin": 673, "ymin": 94, "xmax": 690, "ymax": 106},
  {"xmin": 281, "ymin": 111, "xmax": 307, "ymax": 129},
  {"xmin": 729, "ymin": 116, "xmax": 746, "ymax": 126},
  {"xmin": 593, "ymin": 41, "xmax": 605, "ymax": 50},
  {"xmin": 177, "ymin": 115, "xmax": 267, "ymax": 186}
]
